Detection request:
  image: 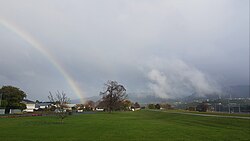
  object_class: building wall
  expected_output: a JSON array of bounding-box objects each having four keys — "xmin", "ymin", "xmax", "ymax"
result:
[
  {"xmin": 0, "ymin": 109, "xmax": 5, "ymax": 114},
  {"xmin": 24, "ymin": 104, "xmax": 35, "ymax": 112},
  {"xmin": 10, "ymin": 109, "xmax": 22, "ymax": 114}
]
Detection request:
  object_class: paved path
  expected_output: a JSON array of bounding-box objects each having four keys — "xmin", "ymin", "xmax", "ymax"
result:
[{"xmin": 149, "ymin": 110, "xmax": 250, "ymax": 119}]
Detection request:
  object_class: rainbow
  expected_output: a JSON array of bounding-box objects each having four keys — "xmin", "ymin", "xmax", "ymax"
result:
[{"xmin": 0, "ymin": 18, "xmax": 85, "ymax": 103}]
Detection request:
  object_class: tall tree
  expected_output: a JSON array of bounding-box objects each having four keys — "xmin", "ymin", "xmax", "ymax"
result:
[
  {"xmin": 84, "ymin": 100, "xmax": 95, "ymax": 111},
  {"xmin": 100, "ymin": 80, "xmax": 127, "ymax": 113},
  {"xmin": 48, "ymin": 91, "xmax": 70, "ymax": 123},
  {"xmin": 0, "ymin": 86, "xmax": 26, "ymax": 113},
  {"xmin": 155, "ymin": 103, "xmax": 161, "ymax": 109},
  {"xmin": 121, "ymin": 99, "xmax": 132, "ymax": 111}
]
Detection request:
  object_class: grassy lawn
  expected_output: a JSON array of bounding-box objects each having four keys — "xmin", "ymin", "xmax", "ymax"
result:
[
  {"xmin": 164, "ymin": 109, "xmax": 250, "ymax": 117},
  {"xmin": 0, "ymin": 110, "xmax": 249, "ymax": 141}
]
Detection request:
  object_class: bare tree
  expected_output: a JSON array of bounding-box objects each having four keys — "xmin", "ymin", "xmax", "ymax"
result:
[
  {"xmin": 100, "ymin": 80, "xmax": 127, "ymax": 113},
  {"xmin": 84, "ymin": 100, "xmax": 95, "ymax": 111},
  {"xmin": 48, "ymin": 91, "xmax": 70, "ymax": 123}
]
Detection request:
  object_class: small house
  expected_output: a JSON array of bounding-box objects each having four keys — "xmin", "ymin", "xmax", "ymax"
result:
[
  {"xmin": 0, "ymin": 109, "xmax": 5, "ymax": 115},
  {"xmin": 35, "ymin": 102, "xmax": 52, "ymax": 110},
  {"xmin": 22, "ymin": 99, "xmax": 36, "ymax": 112}
]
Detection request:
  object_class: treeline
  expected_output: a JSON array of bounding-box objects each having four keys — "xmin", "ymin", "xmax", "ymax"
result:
[
  {"xmin": 147, "ymin": 103, "xmax": 173, "ymax": 110},
  {"xmin": 0, "ymin": 86, "xmax": 27, "ymax": 114}
]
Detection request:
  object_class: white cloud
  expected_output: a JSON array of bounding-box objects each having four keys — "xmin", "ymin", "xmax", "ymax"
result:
[{"xmin": 146, "ymin": 58, "xmax": 221, "ymax": 98}]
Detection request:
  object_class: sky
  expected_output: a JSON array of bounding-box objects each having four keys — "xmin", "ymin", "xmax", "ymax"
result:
[{"xmin": 0, "ymin": 0, "xmax": 249, "ymax": 101}]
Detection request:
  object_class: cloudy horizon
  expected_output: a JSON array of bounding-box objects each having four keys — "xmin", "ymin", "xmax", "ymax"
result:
[{"xmin": 0, "ymin": 0, "xmax": 249, "ymax": 101}]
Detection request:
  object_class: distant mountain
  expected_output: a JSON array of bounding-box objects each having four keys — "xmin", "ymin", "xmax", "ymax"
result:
[
  {"xmin": 128, "ymin": 85, "xmax": 250, "ymax": 103},
  {"xmin": 127, "ymin": 93, "xmax": 170, "ymax": 104},
  {"xmin": 70, "ymin": 85, "xmax": 249, "ymax": 104},
  {"xmin": 70, "ymin": 93, "xmax": 170, "ymax": 104},
  {"xmin": 228, "ymin": 85, "xmax": 250, "ymax": 98},
  {"xmin": 180, "ymin": 93, "xmax": 220, "ymax": 102},
  {"xmin": 71, "ymin": 95, "xmax": 101, "ymax": 104},
  {"xmin": 182, "ymin": 85, "xmax": 250, "ymax": 102}
]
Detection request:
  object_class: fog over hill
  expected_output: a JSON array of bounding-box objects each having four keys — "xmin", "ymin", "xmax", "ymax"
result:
[
  {"xmin": 228, "ymin": 85, "xmax": 250, "ymax": 98},
  {"xmin": 71, "ymin": 85, "xmax": 249, "ymax": 104}
]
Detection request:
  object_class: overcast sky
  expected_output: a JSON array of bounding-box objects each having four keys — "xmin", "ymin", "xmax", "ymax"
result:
[{"xmin": 0, "ymin": 0, "xmax": 249, "ymax": 101}]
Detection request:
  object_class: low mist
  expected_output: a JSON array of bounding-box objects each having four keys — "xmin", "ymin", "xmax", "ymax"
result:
[{"xmin": 145, "ymin": 58, "xmax": 221, "ymax": 99}]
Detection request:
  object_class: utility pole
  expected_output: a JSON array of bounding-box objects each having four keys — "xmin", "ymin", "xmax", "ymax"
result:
[
  {"xmin": 218, "ymin": 103, "xmax": 221, "ymax": 112},
  {"xmin": 228, "ymin": 87, "xmax": 232, "ymax": 114},
  {"xmin": 0, "ymin": 93, "xmax": 3, "ymax": 115},
  {"xmin": 0, "ymin": 93, "xmax": 2, "ymax": 107},
  {"xmin": 214, "ymin": 103, "xmax": 216, "ymax": 112},
  {"xmin": 239, "ymin": 104, "xmax": 241, "ymax": 113}
]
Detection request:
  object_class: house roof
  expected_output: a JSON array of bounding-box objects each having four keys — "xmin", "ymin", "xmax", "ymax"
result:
[
  {"xmin": 66, "ymin": 104, "xmax": 77, "ymax": 108},
  {"xmin": 37, "ymin": 103, "xmax": 52, "ymax": 106},
  {"xmin": 35, "ymin": 103, "xmax": 52, "ymax": 108},
  {"xmin": 22, "ymin": 99, "xmax": 35, "ymax": 104}
]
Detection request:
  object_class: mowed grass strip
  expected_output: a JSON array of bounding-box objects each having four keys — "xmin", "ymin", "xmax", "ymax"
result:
[
  {"xmin": 0, "ymin": 110, "xmax": 249, "ymax": 141},
  {"xmin": 165, "ymin": 109, "xmax": 250, "ymax": 117}
]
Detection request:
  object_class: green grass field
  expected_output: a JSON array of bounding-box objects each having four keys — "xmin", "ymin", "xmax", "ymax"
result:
[
  {"xmin": 166, "ymin": 109, "xmax": 250, "ymax": 117},
  {"xmin": 0, "ymin": 110, "xmax": 249, "ymax": 141}
]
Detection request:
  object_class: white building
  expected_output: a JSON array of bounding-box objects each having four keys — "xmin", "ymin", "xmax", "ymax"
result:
[
  {"xmin": 65, "ymin": 104, "xmax": 77, "ymax": 111},
  {"xmin": 0, "ymin": 109, "xmax": 5, "ymax": 114},
  {"xmin": 22, "ymin": 99, "xmax": 36, "ymax": 112},
  {"xmin": 35, "ymin": 102, "xmax": 52, "ymax": 110}
]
